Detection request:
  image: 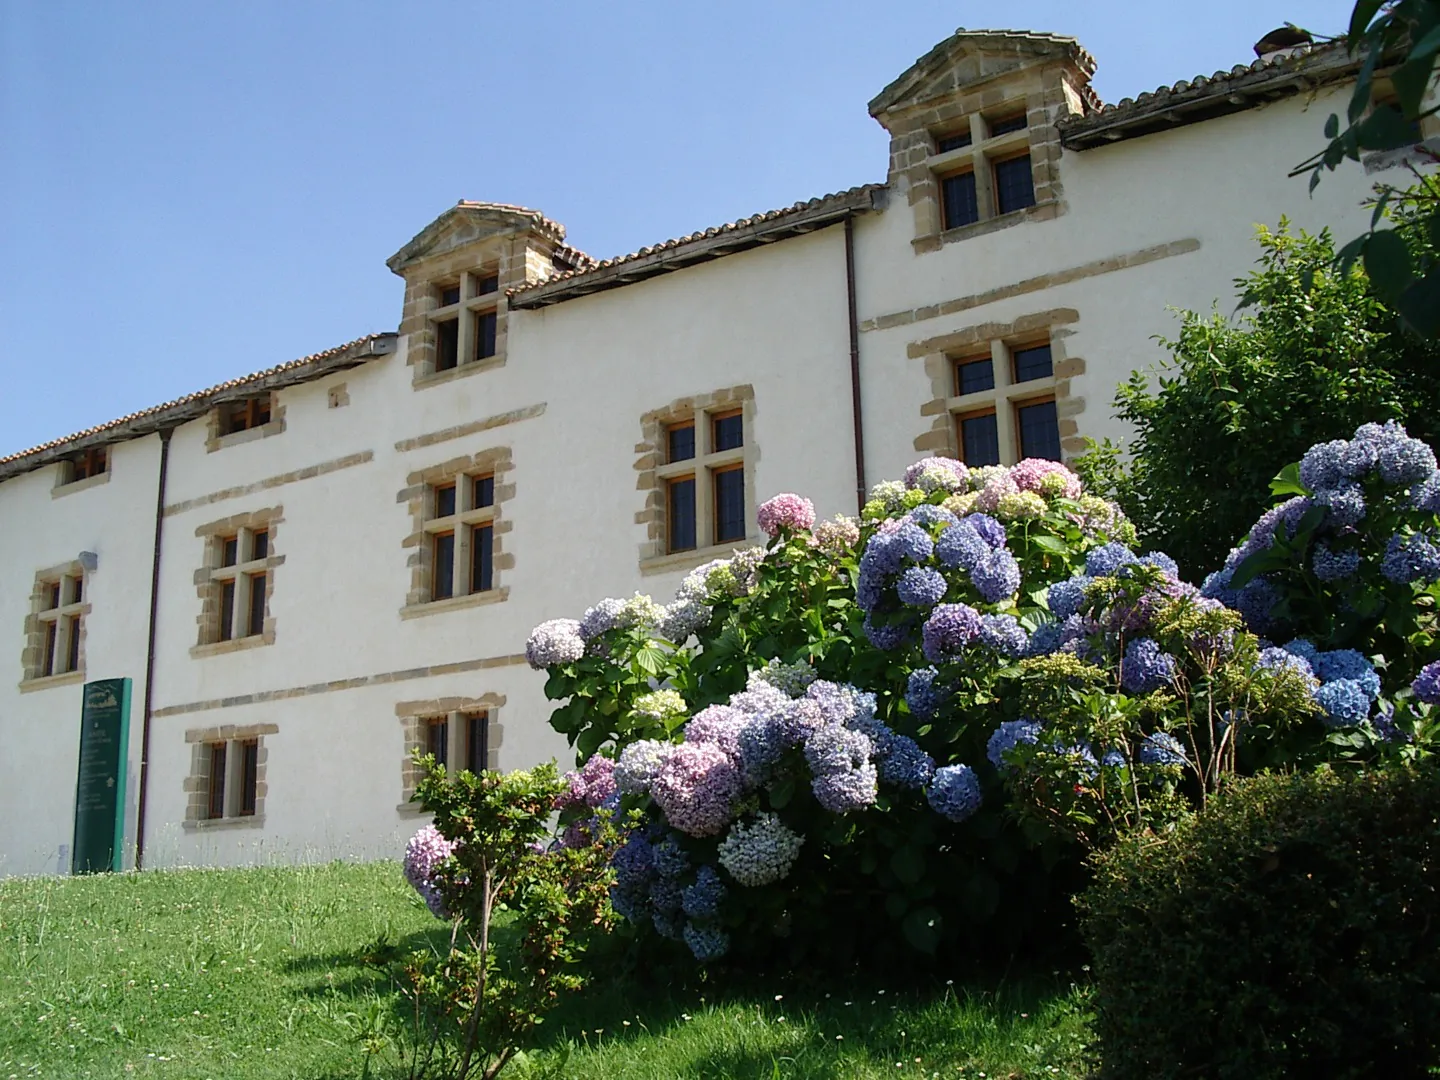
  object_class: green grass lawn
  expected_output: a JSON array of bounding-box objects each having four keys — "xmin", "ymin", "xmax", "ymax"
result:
[{"xmin": 0, "ymin": 861, "xmax": 1092, "ymax": 1079}]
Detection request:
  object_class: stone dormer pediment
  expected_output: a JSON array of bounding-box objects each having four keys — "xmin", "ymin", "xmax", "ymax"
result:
[
  {"xmin": 868, "ymin": 29, "xmax": 1096, "ymax": 125},
  {"xmin": 386, "ymin": 202, "xmax": 569, "ymax": 276}
]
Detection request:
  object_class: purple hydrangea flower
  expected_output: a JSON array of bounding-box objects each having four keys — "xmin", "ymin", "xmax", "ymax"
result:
[
  {"xmin": 805, "ymin": 681, "xmax": 878, "ymax": 726},
  {"xmin": 736, "ymin": 718, "xmax": 787, "ymax": 784},
  {"xmin": 1047, "ymin": 576, "xmax": 1091, "ymax": 620},
  {"xmin": 1314, "ymin": 680, "xmax": 1371, "ymax": 727},
  {"xmin": 525, "ymin": 619, "xmax": 586, "ymax": 669},
  {"xmin": 557, "ymin": 754, "xmax": 618, "ymax": 810},
  {"xmin": 403, "ymin": 825, "xmax": 457, "ymax": 920},
  {"xmin": 971, "ymin": 550, "xmax": 1021, "ymax": 602},
  {"xmin": 922, "ymin": 602, "xmax": 983, "ymax": 662},
  {"xmin": 804, "ymin": 723, "xmax": 879, "ymax": 813},
  {"xmin": 879, "ymin": 734, "xmax": 936, "ymax": 789},
  {"xmin": 1381, "ymin": 532, "xmax": 1440, "ymax": 584},
  {"xmin": 1312, "ymin": 543, "xmax": 1361, "ymax": 583},
  {"xmin": 1299, "ymin": 439, "xmax": 1350, "ymax": 492},
  {"xmin": 685, "ymin": 705, "xmax": 747, "ymax": 762},
  {"xmin": 652, "ymin": 837, "xmax": 689, "ymax": 879},
  {"xmin": 863, "ymin": 614, "xmax": 913, "ymax": 651},
  {"xmin": 757, "ymin": 493, "xmax": 816, "ymax": 537},
  {"xmin": 1413, "ymin": 474, "xmax": 1440, "ymax": 515},
  {"xmin": 1412, "ymin": 661, "xmax": 1440, "ymax": 704},
  {"xmin": 904, "ymin": 456, "xmax": 970, "ymax": 493},
  {"xmin": 651, "ymin": 742, "xmax": 741, "ymax": 836},
  {"xmin": 578, "ymin": 598, "xmax": 627, "ymax": 641},
  {"xmin": 1316, "ymin": 482, "xmax": 1367, "ymax": 527},
  {"xmin": 1137, "ymin": 732, "xmax": 1187, "ymax": 766},
  {"xmin": 926, "ymin": 764, "xmax": 983, "ymax": 822},
  {"xmin": 979, "ymin": 613, "xmax": 1028, "ymax": 656},
  {"xmin": 964, "ymin": 513, "xmax": 1007, "ymax": 550},
  {"xmin": 1121, "ymin": 638, "xmax": 1178, "ymax": 694},
  {"xmin": 682, "ymin": 864, "xmax": 726, "ymax": 919},
  {"xmin": 614, "ymin": 739, "xmax": 674, "ymax": 796},
  {"xmin": 1376, "ymin": 427, "xmax": 1437, "ymax": 486},
  {"xmin": 897, "ymin": 566, "xmax": 948, "ymax": 607},
  {"xmin": 1085, "ymin": 543, "xmax": 1138, "ymax": 577},
  {"xmin": 1234, "ymin": 576, "xmax": 1282, "ymax": 632},
  {"xmin": 935, "ymin": 521, "xmax": 989, "ymax": 570},
  {"xmin": 906, "ymin": 667, "xmax": 945, "ymax": 719},
  {"xmin": 986, "ymin": 718, "xmax": 1043, "ymax": 771}
]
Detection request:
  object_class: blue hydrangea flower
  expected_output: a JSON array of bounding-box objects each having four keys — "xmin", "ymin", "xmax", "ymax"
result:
[
  {"xmin": 1316, "ymin": 482, "xmax": 1367, "ymax": 527},
  {"xmin": 612, "ymin": 833, "xmax": 655, "ymax": 893},
  {"xmin": 906, "ymin": 667, "xmax": 945, "ymax": 719},
  {"xmin": 805, "ymin": 681, "xmax": 878, "ymax": 727},
  {"xmin": 863, "ymin": 613, "xmax": 912, "ymax": 651},
  {"xmin": 652, "ymin": 838, "xmax": 689, "ymax": 879},
  {"xmin": 897, "ymin": 566, "xmax": 948, "ymax": 607},
  {"xmin": 906, "ymin": 504, "xmax": 960, "ymax": 529},
  {"xmin": 650, "ymin": 876, "xmax": 683, "ymax": 914},
  {"xmin": 892, "ymin": 522, "xmax": 936, "ymax": 563},
  {"xmin": 1101, "ymin": 748, "xmax": 1127, "ymax": 768},
  {"xmin": 1340, "ymin": 424, "xmax": 1385, "ymax": 478},
  {"xmin": 922, "ymin": 602, "xmax": 983, "ymax": 662},
  {"xmin": 1053, "ymin": 742, "xmax": 1099, "ymax": 779},
  {"xmin": 652, "ymin": 909, "xmax": 684, "ymax": 940},
  {"xmin": 1412, "ymin": 661, "xmax": 1440, "ymax": 704},
  {"xmin": 736, "ymin": 718, "xmax": 786, "ymax": 784},
  {"xmin": 878, "ymin": 734, "xmax": 936, "ymax": 789},
  {"xmin": 986, "ymin": 718, "xmax": 1043, "ymax": 771},
  {"xmin": 1121, "ymin": 638, "xmax": 1178, "ymax": 694},
  {"xmin": 1137, "ymin": 732, "xmax": 1187, "ymax": 766},
  {"xmin": 1299, "ymin": 439, "xmax": 1349, "ymax": 492},
  {"xmin": 609, "ymin": 884, "xmax": 647, "ymax": 923},
  {"xmin": 1315, "ymin": 679, "xmax": 1372, "ymax": 727},
  {"xmin": 1312, "ymin": 543, "xmax": 1361, "ymax": 583},
  {"xmin": 1047, "ymin": 576, "xmax": 1091, "ymax": 620},
  {"xmin": 1258, "ymin": 646, "xmax": 1314, "ymax": 680},
  {"xmin": 971, "ymin": 550, "xmax": 1021, "ymax": 602},
  {"xmin": 1313, "ymin": 648, "xmax": 1374, "ymax": 685},
  {"xmin": 681, "ymin": 864, "xmax": 726, "ymax": 920},
  {"xmin": 812, "ymin": 763, "xmax": 879, "ymax": 813},
  {"xmin": 1381, "ymin": 532, "xmax": 1440, "ymax": 584},
  {"xmin": 1139, "ymin": 551, "xmax": 1180, "ymax": 578},
  {"xmin": 1234, "ymin": 576, "xmax": 1282, "ymax": 632},
  {"xmin": 935, "ymin": 522, "xmax": 988, "ymax": 571},
  {"xmin": 964, "ymin": 513, "xmax": 1007, "ymax": 550},
  {"xmin": 979, "ymin": 613, "xmax": 1028, "ymax": 656},
  {"xmin": 1376, "ymin": 428, "xmax": 1437, "ymax": 486},
  {"xmin": 804, "ymin": 723, "xmax": 873, "ymax": 776},
  {"xmin": 1282, "ymin": 638, "xmax": 1322, "ymax": 667},
  {"xmin": 682, "ymin": 922, "xmax": 729, "ymax": 961},
  {"xmin": 1200, "ymin": 566, "xmax": 1238, "ymax": 607},
  {"xmin": 1025, "ymin": 621, "xmax": 1065, "ymax": 657},
  {"xmin": 1085, "ymin": 543, "xmax": 1138, "ymax": 577},
  {"xmin": 926, "ymin": 764, "xmax": 983, "ymax": 823},
  {"xmin": 1412, "ymin": 474, "xmax": 1440, "ymax": 515}
]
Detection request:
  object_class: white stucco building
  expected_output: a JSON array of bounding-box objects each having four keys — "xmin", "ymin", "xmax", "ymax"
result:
[{"xmin": 2, "ymin": 27, "xmax": 1435, "ymax": 876}]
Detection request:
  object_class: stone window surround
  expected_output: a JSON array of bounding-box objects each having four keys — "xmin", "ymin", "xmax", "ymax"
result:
[
  {"xmin": 52, "ymin": 448, "xmax": 111, "ymax": 497},
  {"xmin": 19, "ymin": 560, "xmax": 90, "ymax": 692},
  {"xmin": 397, "ymin": 693, "xmax": 506, "ymax": 811},
  {"xmin": 182, "ymin": 722, "xmax": 276, "ymax": 830},
  {"xmin": 883, "ymin": 62, "xmax": 1086, "ymax": 255},
  {"xmin": 191, "ymin": 507, "xmax": 285, "ymax": 657},
  {"xmin": 206, "ymin": 391, "xmax": 286, "ymax": 453},
  {"xmin": 913, "ymin": 308, "xmax": 1085, "ymax": 464},
  {"xmin": 400, "ymin": 239, "xmax": 537, "ymax": 390},
  {"xmin": 398, "ymin": 447, "xmax": 514, "ymax": 618},
  {"xmin": 635, "ymin": 385, "xmax": 761, "ymax": 574}
]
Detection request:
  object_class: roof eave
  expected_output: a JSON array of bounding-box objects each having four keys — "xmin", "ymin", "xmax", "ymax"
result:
[
  {"xmin": 509, "ymin": 186, "xmax": 886, "ymax": 310},
  {"xmin": 0, "ymin": 334, "xmax": 397, "ymax": 484}
]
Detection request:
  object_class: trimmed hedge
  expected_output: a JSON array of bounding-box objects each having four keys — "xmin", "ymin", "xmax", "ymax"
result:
[{"xmin": 1080, "ymin": 766, "xmax": 1440, "ymax": 1079}]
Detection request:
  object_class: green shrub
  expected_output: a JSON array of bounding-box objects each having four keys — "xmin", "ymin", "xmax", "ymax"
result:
[{"xmin": 1079, "ymin": 765, "xmax": 1440, "ymax": 1079}]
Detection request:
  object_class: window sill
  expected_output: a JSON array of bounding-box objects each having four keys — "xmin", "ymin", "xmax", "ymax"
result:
[
  {"xmin": 183, "ymin": 815, "xmax": 265, "ymax": 832},
  {"xmin": 52, "ymin": 471, "xmax": 111, "ymax": 498},
  {"xmin": 206, "ymin": 420, "xmax": 286, "ymax": 454},
  {"xmin": 640, "ymin": 538, "xmax": 763, "ymax": 577},
  {"xmin": 400, "ymin": 587, "xmax": 510, "ymax": 620},
  {"xmin": 413, "ymin": 355, "xmax": 505, "ymax": 391},
  {"xmin": 914, "ymin": 198, "xmax": 1060, "ymax": 253},
  {"xmin": 191, "ymin": 634, "xmax": 274, "ymax": 659},
  {"xmin": 18, "ymin": 670, "xmax": 85, "ymax": 693}
]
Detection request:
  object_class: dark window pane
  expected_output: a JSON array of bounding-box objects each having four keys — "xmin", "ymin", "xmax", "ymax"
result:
[
  {"xmin": 68, "ymin": 576, "xmax": 83, "ymax": 604},
  {"xmin": 468, "ymin": 713, "xmax": 489, "ymax": 774},
  {"xmin": 471, "ymin": 525, "xmax": 493, "ymax": 593},
  {"xmin": 208, "ymin": 744, "xmax": 227, "ymax": 819},
  {"xmin": 989, "ymin": 113, "xmax": 1027, "ymax": 136},
  {"xmin": 254, "ymin": 398, "xmax": 271, "ymax": 426},
  {"xmin": 239, "ymin": 741, "xmax": 258, "ymax": 816},
  {"xmin": 475, "ymin": 274, "xmax": 499, "ymax": 296},
  {"xmin": 1013, "ymin": 344, "xmax": 1053, "ymax": 383},
  {"xmin": 435, "ymin": 319, "xmax": 459, "ymax": 371},
  {"xmin": 935, "ymin": 130, "xmax": 972, "ymax": 153},
  {"xmin": 1018, "ymin": 399, "xmax": 1062, "ymax": 461},
  {"xmin": 251, "ymin": 530, "xmax": 269, "ymax": 560},
  {"xmin": 475, "ymin": 311, "xmax": 498, "ymax": 360},
  {"xmin": 65, "ymin": 615, "xmax": 80, "ymax": 672},
  {"xmin": 713, "ymin": 412, "xmax": 744, "ymax": 451},
  {"xmin": 668, "ymin": 424, "xmax": 695, "ymax": 463},
  {"xmin": 956, "ymin": 358, "xmax": 995, "ymax": 395},
  {"xmin": 474, "ymin": 475, "xmax": 494, "ymax": 508},
  {"xmin": 43, "ymin": 622, "xmax": 58, "ymax": 676},
  {"xmin": 219, "ymin": 582, "xmax": 236, "ymax": 641},
  {"xmin": 433, "ymin": 533, "xmax": 455, "ymax": 600},
  {"xmin": 960, "ymin": 413, "xmax": 1000, "ymax": 466},
  {"xmin": 222, "ymin": 537, "xmax": 239, "ymax": 567},
  {"xmin": 246, "ymin": 574, "xmax": 266, "ymax": 637},
  {"xmin": 668, "ymin": 478, "xmax": 696, "ymax": 552},
  {"xmin": 435, "ymin": 484, "xmax": 457, "ymax": 518},
  {"xmin": 427, "ymin": 719, "xmax": 448, "ymax": 767},
  {"xmin": 994, "ymin": 155, "xmax": 1036, "ymax": 215},
  {"xmin": 942, "ymin": 172, "xmax": 979, "ymax": 230},
  {"xmin": 440, "ymin": 284, "xmax": 461, "ymax": 306},
  {"xmin": 714, "ymin": 468, "xmax": 746, "ymax": 543},
  {"xmin": 45, "ymin": 582, "xmax": 61, "ymax": 609}
]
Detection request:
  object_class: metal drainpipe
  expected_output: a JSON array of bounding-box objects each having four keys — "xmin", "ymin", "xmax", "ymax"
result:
[
  {"xmin": 134, "ymin": 427, "xmax": 173, "ymax": 870},
  {"xmin": 844, "ymin": 215, "xmax": 867, "ymax": 513}
]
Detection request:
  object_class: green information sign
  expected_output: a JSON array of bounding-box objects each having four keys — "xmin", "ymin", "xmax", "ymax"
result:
[{"xmin": 71, "ymin": 678, "xmax": 131, "ymax": 874}]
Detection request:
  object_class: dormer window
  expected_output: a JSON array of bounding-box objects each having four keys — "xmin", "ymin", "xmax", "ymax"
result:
[
  {"xmin": 429, "ymin": 268, "xmax": 501, "ymax": 377},
  {"xmin": 220, "ymin": 396, "xmax": 271, "ymax": 436}
]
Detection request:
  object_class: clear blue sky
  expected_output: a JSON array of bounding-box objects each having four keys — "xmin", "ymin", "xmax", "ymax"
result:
[{"xmin": 0, "ymin": 1, "xmax": 1355, "ymax": 458}]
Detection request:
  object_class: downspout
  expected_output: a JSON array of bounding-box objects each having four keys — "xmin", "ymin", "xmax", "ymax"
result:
[
  {"xmin": 134, "ymin": 427, "xmax": 173, "ymax": 870},
  {"xmin": 844, "ymin": 214, "xmax": 867, "ymax": 513}
]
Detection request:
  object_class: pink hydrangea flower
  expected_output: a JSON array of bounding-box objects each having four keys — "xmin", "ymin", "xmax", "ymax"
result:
[
  {"xmin": 1010, "ymin": 458, "xmax": 1082, "ymax": 499},
  {"xmin": 810, "ymin": 515, "xmax": 861, "ymax": 555},
  {"xmin": 757, "ymin": 493, "xmax": 816, "ymax": 537},
  {"xmin": 651, "ymin": 741, "xmax": 741, "ymax": 836},
  {"xmin": 684, "ymin": 704, "xmax": 747, "ymax": 763},
  {"xmin": 973, "ymin": 472, "xmax": 1019, "ymax": 513},
  {"xmin": 403, "ymin": 825, "xmax": 457, "ymax": 919},
  {"xmin": 558, "ymin": 753, "xmax": 617, "ymax": 810}
]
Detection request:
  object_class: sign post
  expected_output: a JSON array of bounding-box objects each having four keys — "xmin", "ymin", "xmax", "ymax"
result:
[{"xmin": 71, "ymin": 677, "xmax": 131, "ymax": 874}]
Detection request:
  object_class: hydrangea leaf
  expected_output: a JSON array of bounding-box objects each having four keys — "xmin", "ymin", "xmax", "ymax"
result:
[{"xmin": 1269, "ymin": 462, "xmax": 1308, "ymax": 498}]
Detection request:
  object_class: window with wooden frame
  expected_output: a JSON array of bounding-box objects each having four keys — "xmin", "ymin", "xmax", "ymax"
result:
[
  {"xmin": 418, "ymin": 711, "xmax": 491, "ymax": 775},
  {"xmin": 200, "ymin": 735, "xmax": 262, "ymax": 821},
  {"xmin": 424, "ymin": 472, "xmax": 497, "ymax": 602},
  {"xmin": 218, "ymin": 396, "xmax": 273, "ymax": 436},
  {"xmin": 430, "ymin": 267, "xmax": 501, "ymax": 376},
  {"xmin": 945, "ymin": 334, "xmax": 1063, "ymax": 467},
  {"xmin": 926, "ymin": 104, "xmax": 1039, "ymax": 234},
  {"xmin": 24, "ymin": 567, "xmax": 87, "ymax": 683},
  {"xmin": 657, "ymin": 407, "xmax": 748, "ymax": 554},
  {"xmin": 202, "ymin": 525, "xmax": 274, "ymax": 646},
  {"xmin": 58, "ymin": 446, "xmax": 108, "ymax": 488}
]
